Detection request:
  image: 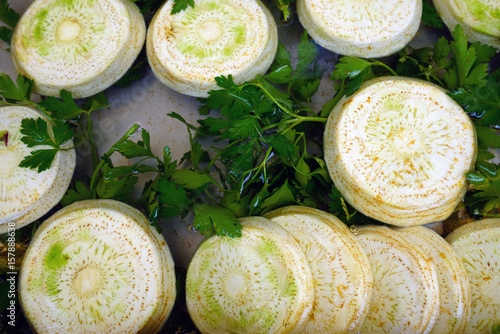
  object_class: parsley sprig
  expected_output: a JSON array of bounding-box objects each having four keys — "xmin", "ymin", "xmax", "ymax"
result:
[{"xmin": 0, "ymin": 0, "xmax": 19, "ymax": 44}]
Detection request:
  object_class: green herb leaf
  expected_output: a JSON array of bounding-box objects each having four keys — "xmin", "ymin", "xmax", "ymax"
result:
[
  {"xmin": 0, "ymin": 74, "xmax": 33, "ymax": 102},
  {"xmin": 61, "ymin": 181, "xmax": 94, "ymax": 206},
  {"xmin": 171, "ymin": 0, "xmax": 194, "ymax": 14},
  {"xmin": 331, "ymin": 57, "xmax": 371, "ymax": 81},
  {"xmin": 0, "ymin": 0, "xmax": 19, "ymax": 28},
  {"xmin": 39, "ymin": 90, "xmax": 86, "ymax": 120},
  {"xmin": 0, "ymin": 25, "xmax": 13, "ymax": 43},
  {"xmin": 19, "ymin": 149, "xmax": 58, "ymax": 172},
  {"xmin": 172, "ymin": 169, "xmax": 217, "ymax": 189},
  {"xmin": 193, "ymin": 204, "xmax": 241, "ymax": 237},
  {"xmin": 158, "ymin": 178, "xmax": 190, "ymax": 218},
  {"xmin": 421, "ymin": 0, "xmax": 444, "ymax": 29}
]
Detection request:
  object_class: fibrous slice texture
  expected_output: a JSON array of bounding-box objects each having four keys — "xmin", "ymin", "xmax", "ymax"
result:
[
  {"xmin": 446, "ymin": 218, "xmax": 500, "ymax": 334},
  {"xmin": 0, "ymin": 105, "xmax": 75, "ymax": 233},
  {"xmin": 433, "ymin": 0, "xmax": 500, "ymax": 48},
  {"xmin": 296, "ymin": 0, "xmax": 422, "ymax": 57},
  {"xmin": 19, "ymin": 199, "xmax": 176, "ymax": 334},
  {"xmin": 324, "ymin": 76, "xmax": 477, "ymax": 226},
  {"xmin": 396, "ymin": 226, "xmax": 471, "ymax": 334},
  {"xmin": 146, "ymin": 0, "xmax": 278, "ymax": 97},
  {"xmin": 356, "ymin": 225, "xmax": 440, "ymax": 334},
  {"xmin": 11, "ymin": 0, "xmax": 146, "ymax": 98},
  {"xmin": 264, "ymin": 206, "xmax": 373, "ymax": 334},
  {"xmin": 186, "ymin": 216, "xmax": 314, "ymax": 334}
]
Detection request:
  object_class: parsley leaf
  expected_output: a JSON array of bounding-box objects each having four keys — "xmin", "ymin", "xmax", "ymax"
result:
[
  {"xmin": 158, "ymin": 178, "xmax": 190, "ymax": 218},
  {"xmin": 421, "ymin": 0, "xmax": 444, "ymax": 29},
  {"xmin": 193, "ymin": 204, "xmax": 241, "ymax": 237},
  {"xmin": 170, "ymin": 0, "xmax": 194, "ymax": 14},
  {"xmin": 0, "ymin": 0, "xmax": 19, "ymax": 28},
  {"xmin": 0, "ymin": 74, "xmax": 33, "ymax": 102}
]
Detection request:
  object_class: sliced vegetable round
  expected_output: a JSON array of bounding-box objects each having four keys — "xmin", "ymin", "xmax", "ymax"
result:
[
  {"xmin": 146, "ymin": 0, "xmax": 278, "ymax": 97},
  {"xmin": 324, "ymin": 76, "xmax": 477, "ymax": 226},
  {"xmin": 356, "ymin": 225, "xmax": 440, "ymax": 334},
  {"xmin": 445, "ymin": 218, "xmax": 500, "ymax": 334},
  {"xmin": 0, "ymin": 105, "xmax": 75, "ymax": 233},
  {"xmin": 19, "ymin": 199, "xmax": 176, "ymax": 334},
  {"xmin": 11, "ymin": 0, "xmax": 146, "ymax": 98},
  {"xmin": 186, "ymin": 216, "xmax": 314, "ymax": 334},
  {"xmin": 296, "ymin": 0, "xmax": 422, "ymax": 57},
  {"xmin": 433, "ymin": 0, "xmax": 500, "ymax": 48},
  {"xmin": 265, "ymin": 206, "xmax": 373, "ymax": 334},
  {"xmin": 395, "ymin": 226, "xmax": 471, "ymax": 334}
]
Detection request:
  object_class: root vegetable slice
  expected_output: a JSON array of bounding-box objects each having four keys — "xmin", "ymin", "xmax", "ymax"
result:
[
  {"xmin": 264, "ymin": 206, "xmax": 373, "ymax": 334},
  {"xmin": 19, "ymin": 199, "xmax": 176, "ymax": 334},
  {"xmin": 186, "ymin": 216, "xmax": 314, "ymax": 334},
  {"xmin": 0, "ymin": 105, "xmax": 75, "ymax": 233},
  {"xmin": 356, "ymin": 225, "xmax": 440, "ymax": 334},
  {"xmin": 433, "ymin": 0, "xmax": 500, "ymax": 49},
  {"xmin": 324, "ymin": 76, "xmax": 477, "ymax": 226},
  {"xmin": 445, "ymin": 218, "xmax": 500, "ymax": 334},
  {"xmin": 11, "ymin": 0, "xmax": 146, "ymax": 99},
  {"xmin": 296, "ymin": 0, "xmax": 422, "ymax": 57},
  {"xmin": 146, "ymin": 0, "xmax": 278, "ymax": 97},
  {"xmin": 395, "ymin": 226, "xmax": 471, "ymax": 334}
]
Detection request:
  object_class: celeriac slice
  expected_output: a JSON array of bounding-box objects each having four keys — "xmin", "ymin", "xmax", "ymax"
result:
[
  {"xmin": 296, "ymin": 0, "xmax": 422, "ymax": 57},
  {"xmin": 396, "ymin": 226, "xmax": 471, "ymax": 334},
  {"xmin": 0, "ymin": 105, "xmax": 75, "ymax": 233},
  {"xmin": 19, "ymin": 199, "xmax": 176, "ymax": 334},
  {"xmin": 445, "ymin": 218, "xmax": 500, "ymax": 334},
  {"xmin": 264, "ymin": 206, "xmax": 373, "ymax": 334},
  {"xmin": 11, "ymin": 0, "xmax": 146, "ymax": 98},
  {"xmin": 146, "ymin": 0, "xmax": 278, "ymax": 97},
  {"xmin": 324, "ymin": 76, "xmax": 477, "ymax": 226},
  {"xmin": 357, "ymin": 225, "xmax": 440, "ymax": 333},
  {"xmin": 186, "ymin": 216, "xmax": 314, "ymax": 334},
  {"xmin": 433, "ymin": 0, "xmax": 500, "ymax": 48}
]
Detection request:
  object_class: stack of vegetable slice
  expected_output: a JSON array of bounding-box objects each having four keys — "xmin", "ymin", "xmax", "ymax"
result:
[{"xmin": 19, "ymin": 199, "xmax": 177, "ymax": 334}]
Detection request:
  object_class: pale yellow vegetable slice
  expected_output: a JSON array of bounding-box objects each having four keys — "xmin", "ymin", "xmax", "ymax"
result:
[
  {"xmin": 356, "ymin": 225, "xmax": 440, "ymax": 334},
  {"xmin": 395, "ymin": 226, "xmax": 471, "ymax": 334},
  {"xmin": 445, "ymin": 218, "xmax": 500, "ymax": 334},
  {"xmin": 146, "ymin": 0, "xmax": 278, "ymax": 97},
  {"xmin": 11, "ymin": 0, "xmax": 146, "ymax": 98},
  {"xmin": 0, "ymin": 105, "xmax": 75, "ymax": 233},
  {"xmin": 296, "ymin": 0, "xmax": 422, "ymax": 57},
  {"xmin": 186, "ymin": 216, "xmax": 314, "ymax": 334},
  {"xmin": 19, "ymin": 199, "xmax": 176, "ymax": 334},
  {"xmin": 324, "ymin": 76, "xmax": 477, "ymax": 226},
  {"xmin": 264, "ymin": 206, "xmax": 373, "ymax": 334},
  {"xmin": 433, "ymin": 0, "xmax": 500, "ymax": 49}
]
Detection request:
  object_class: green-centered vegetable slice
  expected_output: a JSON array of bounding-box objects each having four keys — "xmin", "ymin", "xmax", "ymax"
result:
[
  {"xmin": 433, "ymin": 0, "xmax": 500, "ymax": 48},
  {"xmin": 264, "ymin": 206, "xmax": 373, "ymax": 334},
  {"xmin": 324, "ymin": 77, "xmax": 477, "ymax": 226},
  {"xmin": 356, "ymin": 225, "xmax": 440, "ymax": 334},
  {"xmin": 11, "ymin": 0, "xmax": 146, "ymax": 98},
  {"xmin": 186, "ymin": 216, "xmax": 314, "ymax": 334},
  {"xmin": 395, "ymin": 226, "xmax": 471, "ymax": 334},
  {"xmin": 19, "ymin": 199, "xmax": 176, "ymax": 334},
  {"xmin": 296, "ymin": 0, "xmax": 422, "ymax": 57},
  {"xmin": 445, "ymin": 218, "xmax": 500, "ymax": 334},
  {"xmin": 146, "ymin": 0, "xmax": 278, "ymax": 97},
  {"xmin": 0, "ymin": 105, "xmax": 75, "ymax": 233}
]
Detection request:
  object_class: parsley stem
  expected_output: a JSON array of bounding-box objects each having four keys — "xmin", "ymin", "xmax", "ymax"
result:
[
  {"xmin": 89, "ymin": 123, "xmax": 141, "ymax": 195},
  {"xmin": 369, "ymin": 59, "xmax": 398, "ymax": 76}
]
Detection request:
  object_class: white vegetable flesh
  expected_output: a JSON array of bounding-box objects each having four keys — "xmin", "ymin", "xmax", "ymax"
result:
[
  {"xmin": 186, "ymin": 216, "xmax": 314, "ymax": 334},
  {"xmin": 0, "ymin": 105, "xmax": 75, "ymax": 233},
  {"xmin": 146, "ymin": 0, "xmax": 278, "ymax": 97},
  {"xmin": 445, "ymin": 218, "xmax": 500, "ymax": 334},
  {"xmin": 324, "ymin": 77, "xmax": 477, "ymax": 226},
  {"xmin": 356, "ymin": 225, "xmax": 440, "ymax": 333},
  {"xmin": 11, "ymin": 0, "xmax": 146, "ymax": 98},
  {"xmin": 264, "ymin": 206, "xmax": 373, "ymax": 334},
  {"xmin": 396, "ymin": 226, "xmax": 471, "ymax": 334},
  {"xmin": 296, "ymin": 0, "xmax": 422, "ymax": 57},
  {"xmin": 433, "ymin": 0, "xmax": 500, "ymax": 48},
  {"xmin": 19, "ymin": 199, "xmax": 176, "ymax": 334}
]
